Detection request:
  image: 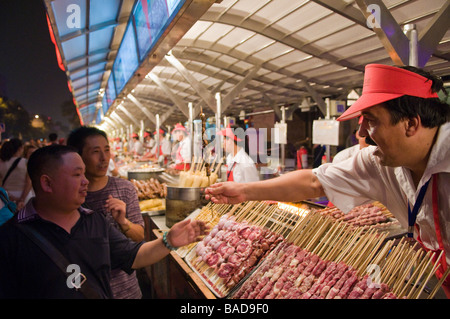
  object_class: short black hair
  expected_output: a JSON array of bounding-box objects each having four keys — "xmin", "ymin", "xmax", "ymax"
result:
[
  {"xmin": 66, "ymin": 126, "xmax": 108, "ymax": 155},
  {"xmin": 48, "ymin": 133, "xmax": 58, "ymax": 142},
  {"xmin": 27, "ymin": 145, "xmax": 77, "ymax": 190},
  {"xmin": 383, "ymin": 66, "xmax": 449, "ymax": 128},
  {"xmin": 0, "ymin": 138, "xmax": 23, "ymax": 161}
]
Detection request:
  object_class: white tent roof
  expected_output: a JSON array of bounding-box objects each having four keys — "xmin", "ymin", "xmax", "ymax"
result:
[{"xmin": 45, "ymin": 0, "xmax": 450, "ymax": 130}]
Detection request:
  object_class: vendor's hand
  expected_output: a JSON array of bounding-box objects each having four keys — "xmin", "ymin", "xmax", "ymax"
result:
[
  {"xmin": 105, "ymin": 195, "xmax": 127, "ymax": 223},
  {"xmin": 204, "ymin": 182, "xmax": 246, "ymax": 204},
  {"xmin": 167, "ymin": 219, "xmax": 210, "ymax": 248}
]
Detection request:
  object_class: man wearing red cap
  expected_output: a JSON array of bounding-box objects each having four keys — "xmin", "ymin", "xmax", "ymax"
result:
[
  {"xmin": 148, "ymin": 129, "xmax": 171, "ymax": 165},
  {"xmin": 217, "ymin": 125, "xmax": 259, "ymax": 183},
  {"xmin": 171, "ymin": 123, "xmax": 191, "ymax": 170},
  {"xmin": 143, "ymin": 131, "xmax": 155, "ymax": 151},
  {"xmin": 206, "ymin": 65, "xmax": 450, "ymax": 297},
  {"xmin": 130, "ymin": 133, "xmax": 144, "ymax": 156}
]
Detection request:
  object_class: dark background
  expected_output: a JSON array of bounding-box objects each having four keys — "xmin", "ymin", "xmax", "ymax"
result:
[{"xmin": 0, "ymin": 0, "xmax": 73, "ymax": 127}]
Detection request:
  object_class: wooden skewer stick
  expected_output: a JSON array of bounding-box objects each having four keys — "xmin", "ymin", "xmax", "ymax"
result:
[
  {"xmin": 414, "ymin": 252, "xmax": 443, "ymax": 299},
  {"xmin": 407, "ymin": 250, "xmax": 436, "ymax": 299},
  {"xmin": 403, "ymin": 250, "xmax": 433, "ymax": 299},
  {"xmin": 393, "ymin": 248, "xmax": 423, "ymax": 296},
  {"xmin": 428, "ymin": 266, "xmax": 450, "ymax": 299}
]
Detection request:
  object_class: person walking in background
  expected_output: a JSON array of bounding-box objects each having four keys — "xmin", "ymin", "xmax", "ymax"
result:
[
  {"xmin": 0, "ymin": 138, "xmax": 32, "ymax": 209},
  {"xmin": 48, "ymin": 133, "xmax": 58, "ymax": 145}
]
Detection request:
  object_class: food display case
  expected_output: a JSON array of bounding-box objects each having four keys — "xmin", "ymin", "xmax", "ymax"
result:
[{"xmin": 142, "ymin": 200, "xmax": 447, "ymax": 299}]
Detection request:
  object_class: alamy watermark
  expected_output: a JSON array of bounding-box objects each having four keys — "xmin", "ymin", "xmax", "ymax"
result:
[
  {"xmin": 366, "ymin": 263, "xmax": 382, "ymax": 289},
  {"xmin": 66, "ymin": 4, "xmax": 81, "ymax": 29},
  {"xmin": 366, "ymin": 4, "xmax": 381, "ymax": 29},
  {"xmin": 66, "ymin": 264, "xmax": 86, "ymax": 290},
  {"xmin": 186, "ymin": 127, "xmax": 281, "ymax": 165}
]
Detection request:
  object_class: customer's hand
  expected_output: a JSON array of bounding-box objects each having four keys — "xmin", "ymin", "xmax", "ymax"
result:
[{"xmin": 167, "ymin": 219, "xmax": 210, "ymax": 248}]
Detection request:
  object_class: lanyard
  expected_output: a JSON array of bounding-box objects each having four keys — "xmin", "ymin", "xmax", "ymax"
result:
[
  {"xmin": 414, "ymin": 174, "xmax": 448, "ymax": 281},
  {"xmin": 227, "ymin": 162, "xmax": 237, "ymax": 181},
  {"xmin": 407, "ymin": 177, "xmax": 431, "ymax": 238}
]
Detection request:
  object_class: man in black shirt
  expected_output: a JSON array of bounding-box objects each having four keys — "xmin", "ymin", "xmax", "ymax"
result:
[{"xmin": 0, "ymin": 145, "xmax": 208, "ymax": 298}]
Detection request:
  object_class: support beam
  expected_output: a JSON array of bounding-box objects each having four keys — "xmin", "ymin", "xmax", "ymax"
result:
[
  {"xmin": 300, "ymin": 80, "xmax": 327, "ymax": 116},
  {"xmin": 117, "ymin": 104, "xmax": 140, "ymax": 127},
  {"xmin": 262, "ymin": 93, "xmax": 282, "ymax": 119},
  {"xmin": 355, "ymin": 0, "xmax": 410, "ymax": 66},
  {"xmin": 128, "ymin": 94, "xmax": 157, "ymax": 125},
  {"xmin": 104, "ymin": 116, "xmax": 116, "ymax": 128},
  {"xmin": 165, "ymin": 52, "xmax": 217, "ymax": 112},
  {"xmin": 111, "ymin": 112, "xmax": 127, "ymax": 127},
  {"xmin": 221, "ymin": 65, "xmax": 260, "ymax": 112},
  {"xmin": 417, "ymin": 1, "xmax": 450, "ymax": 67},
  {"xmin": 147, "ymin": 73, "xmax": 189, "ymax": 117}
]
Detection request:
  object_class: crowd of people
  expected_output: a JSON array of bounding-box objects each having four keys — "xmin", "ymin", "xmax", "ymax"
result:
[{"xmin": 0, "ymin": 129, "xmax": 209, "ymax": 299}]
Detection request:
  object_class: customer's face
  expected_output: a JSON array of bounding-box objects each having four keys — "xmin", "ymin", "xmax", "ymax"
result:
[
  {"xmin": 359, "ymin": 104, "xmax": 407, "ymax": 167},
  {"xmin": 51, "ymin": 152, "xmax": 89, "ymax": 209},
  {"xmin": 81, "ymin": 135, "xmax": 111, "ymax": 178}
]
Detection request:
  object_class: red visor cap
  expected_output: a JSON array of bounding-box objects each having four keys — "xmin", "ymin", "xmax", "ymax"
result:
[
  {"xmin": 153, "ymin": 129, "xmax": 165, "ymax": 135},
  {"xmin": 172, "ymin": 123, "xmax": 186, "ymax": 134},
  {"xmin": 217, "ymin": 127, "xmax": 242, "ymax": 142},
  {"xmin": 337, "ymin": 64, "xmax": 439, "ymax": 121}
]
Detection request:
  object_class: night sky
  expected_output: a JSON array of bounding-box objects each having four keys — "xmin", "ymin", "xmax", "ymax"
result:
[{"xmin": 0, "ymin": 0, "xmax": 73, "ymax": 125}]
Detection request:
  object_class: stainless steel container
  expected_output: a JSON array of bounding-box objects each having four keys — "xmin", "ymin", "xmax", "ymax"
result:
[
  {"xmin": 165, "ymin": 186, "xmax": 204, "ymax": 227},
  {"xmin": 127, "ymin": 168, "xmax": 165, "ymax": 181}
]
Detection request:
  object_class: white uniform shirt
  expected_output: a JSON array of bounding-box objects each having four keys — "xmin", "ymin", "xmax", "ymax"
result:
[
  {"xmin": 131, "ymin": 140, "xmax": 144, "ymax": 155},
  {"xmin": 333, "ymin": 145, "xmax": 376, "ymax": 163},
  {"xmin": 176, "ymin": 137, "xmax": 191, "ymax": 164},
  {"xmin": 151, "ymin": 139, "xmax": 172, "ymax": 162},
  {"xmin": 226, "ymin": 148, "xmax": 260, "ymax": 183},
  {"xmin": 313, "ymin": 122, "xmax": 450, "ymax": 264}
]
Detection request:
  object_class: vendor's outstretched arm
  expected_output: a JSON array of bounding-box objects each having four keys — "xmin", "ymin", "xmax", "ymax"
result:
[{"xmin": 204, "ymin": 169, "xmax": 325, "ymax": 204}]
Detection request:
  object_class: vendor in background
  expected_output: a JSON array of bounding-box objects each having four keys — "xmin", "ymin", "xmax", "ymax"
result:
[
  {"xmin": 112, "ymin": 137, "xmax": 123, "ymax": 152},
  {"xmin": 150, "ymin": 129, "xmax": 171, "ymax": 165},
  {"xmin": 333, "ymin": 117, "xmax": 372, "ymax": 164},
  {"xmin": 130, "ymin": 133, "xmax": 144, "ymax": 157},
  {"xmin": 205, "ymin": 64, "xmax": 450, "ymax": 297},
  {"xmin": 143, "ymin": 131, "xmax": 155, "ymax": 151},
  {"xmin": 171, "ymin": 123, "xmax": 191, "ymax": 171},
  {"xmin": 218, "ymin": 125, "xmax": 259, "ymax": 183}
]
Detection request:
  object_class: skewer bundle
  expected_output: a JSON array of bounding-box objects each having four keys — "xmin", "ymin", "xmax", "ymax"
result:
[
  {"xmin": 178, "ymin": 156, "xmax": 222, "ymax": 188},
  {"xmin": 232, "ymin": 210, "xmax": 446, "ymax": 299},
  {"xmin": 316, "ymin": 202, "xmax": 400, "ymax": 232},
  {"xmin": 185, "ymin": 201, "xmax": 308, "ymax": 297},
  {"xmin": 176, "ymin": 202, "xmax": 233, "ymax": 257}
]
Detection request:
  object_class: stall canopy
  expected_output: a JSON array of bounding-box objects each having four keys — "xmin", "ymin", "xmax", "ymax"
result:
[{"xmin": 45, "ymin": 0, "xmax": 450, "ymax": 130}]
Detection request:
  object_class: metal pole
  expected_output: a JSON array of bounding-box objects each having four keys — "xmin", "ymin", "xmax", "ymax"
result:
[
  {"xmin": 215, "ymin": 92, "xmax": 222, "ymax": 132},
  {"xmin": 188, "ymin": 102, "xmax": 194, "ymax": 162},
  {"xmin": 325, "ymin": 98, "xmax": 331, "ymax": 163},
  {"xmin": 156, "ymin": 114, "xmax": 160, "ymax": 161},
  {"xmin": 404, "ymin": 24, "xmax": 418, "ymax": 67},
  {"xmin": 281, "ymin": 106, "xmax": 286, "ymax": 170}
]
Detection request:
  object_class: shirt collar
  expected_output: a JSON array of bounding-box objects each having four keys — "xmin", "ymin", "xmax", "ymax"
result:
[
  {"xmin": 395, "ymin": 122, "xmax": 450, "ymax": 197},
  {"xmin": 425, "ymin": 122, "xmax": 450, "ymax": 177},
  {"xmin": 17, "ymin": 198, "xmax": 94, "ymax": 223}
]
